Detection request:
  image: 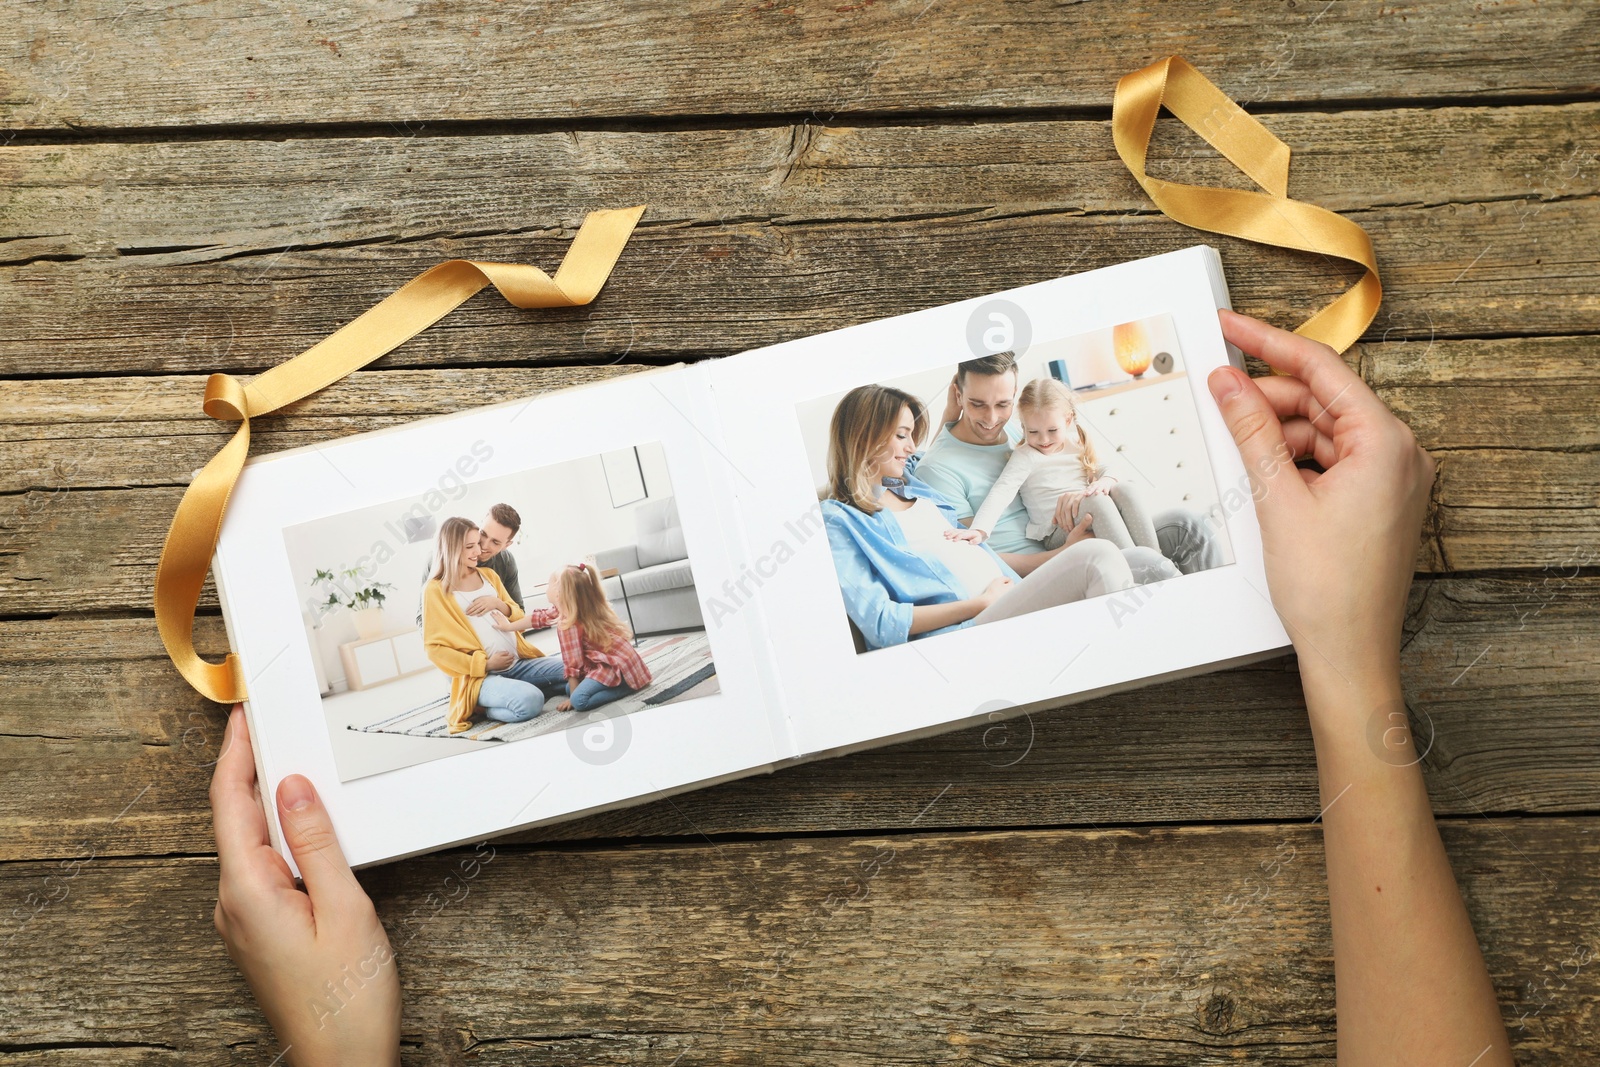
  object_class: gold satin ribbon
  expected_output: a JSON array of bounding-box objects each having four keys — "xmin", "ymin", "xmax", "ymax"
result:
[
  {"xmin": 1112, "ymin": 56, "xmax": 1381, "ymax": 357},
  {"xmin": 155, "ymin": 206, "xmax": 647, "ymax": 703}
]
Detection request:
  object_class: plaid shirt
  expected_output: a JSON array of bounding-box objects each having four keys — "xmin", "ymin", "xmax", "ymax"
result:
[{"xmin": 523, "ymin": 607, "xmax": 652, "ymax": 691}]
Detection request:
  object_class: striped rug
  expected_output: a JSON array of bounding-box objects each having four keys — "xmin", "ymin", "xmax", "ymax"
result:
[{"xmin": 348, "ymin": 630, "xmax": 719, "ymax": 744}]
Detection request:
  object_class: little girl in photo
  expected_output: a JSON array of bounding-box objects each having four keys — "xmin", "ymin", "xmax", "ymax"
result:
[
  {"xmin": 950, "ymin": 376, "xmax": 1158, "ymax": 552},
  {"xmin": 490, "ymin": 561, "xmax": 653, "ymax": 713}
]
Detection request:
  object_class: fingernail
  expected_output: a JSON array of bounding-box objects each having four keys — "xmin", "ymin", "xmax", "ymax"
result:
[
  {"xmin": 1210, "ymin": 367, "xmax": 1242, "ymax": 401},
  {"xmin": 280, "ymin": 775, "xmax": 315, "ymax": 812}
]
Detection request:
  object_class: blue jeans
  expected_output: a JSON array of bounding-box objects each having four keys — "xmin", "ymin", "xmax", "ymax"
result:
[
  {"xmin": 567, "ymin": 676, "xmax": 637, "ymax": 712},
  {"xmin": 476, "ymin": 655, "xmax": 568, "ymax": 723}
]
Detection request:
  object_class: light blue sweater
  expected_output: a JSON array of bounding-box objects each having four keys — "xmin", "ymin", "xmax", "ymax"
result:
[{"xmin": 821, "ymin": 475, "xmax": 1021, "ymax": 650}]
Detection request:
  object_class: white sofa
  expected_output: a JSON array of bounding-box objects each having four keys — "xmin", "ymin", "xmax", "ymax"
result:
[{"xmin": 593, "ymin": 496, "xmax": 705, "ymax": 635}]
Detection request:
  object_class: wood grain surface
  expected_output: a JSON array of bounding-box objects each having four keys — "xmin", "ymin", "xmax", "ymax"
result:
[{"xmin": 2, "ymin": 2, "xmax": 1596, "ymax": 1062}]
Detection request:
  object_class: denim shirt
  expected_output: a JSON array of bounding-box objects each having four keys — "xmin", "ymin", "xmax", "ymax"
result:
[{"xmin": 821, "ymin": 474, "xmax": 1021, "ymax": 651}]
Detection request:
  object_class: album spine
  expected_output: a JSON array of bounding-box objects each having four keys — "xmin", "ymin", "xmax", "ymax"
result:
[
  {"xmin": 682, "ymin": 363, "xmax": 801, "ymax": 762},
  {"xmin": 209, "ymin": 552, "xmax": 288, "ymax": 859}
]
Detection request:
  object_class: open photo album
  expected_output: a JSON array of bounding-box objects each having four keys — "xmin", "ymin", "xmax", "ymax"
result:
[{"xmin": 213, "ymin": 244, "xmax": 1294, "ymax": 871}]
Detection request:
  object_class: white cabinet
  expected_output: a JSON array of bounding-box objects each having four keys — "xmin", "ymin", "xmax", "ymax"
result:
[
  {"xmin": 339, "ymin": 629, "xmax": 433, "ymax": 691},
  {"xmin": 1075, "ymin": 371, "xmax": 1225, "ymax": 525},
  {"xmin": 393, "ymin": 629, "xmax": 430, "ymax": 674}
]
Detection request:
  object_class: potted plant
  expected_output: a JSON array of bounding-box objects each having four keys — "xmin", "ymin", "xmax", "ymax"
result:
[{"xmin": 310, "ymin": 566, "xmax": 396, "ymax": 640}]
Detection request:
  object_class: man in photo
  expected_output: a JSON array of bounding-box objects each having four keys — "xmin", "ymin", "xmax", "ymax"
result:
[
  {"xmin": 909, "ymin": 351, "xmax": 1224, "ymax": 579},
  {"xmin": 415, "ymin": 503, "xmax": 525, "ymax": 626}
]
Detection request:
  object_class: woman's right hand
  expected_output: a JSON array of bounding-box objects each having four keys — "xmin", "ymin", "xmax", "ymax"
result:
[
  {"xmin": 485, "ymin": 650, "xmax": 515, "ymax": 672},
  {"xmin": 1209, "ymin": 309, "xmax": 1435, "ymax": 688},
  {"xmin": 977, "ymin": 576, "xmax": 1014, "ymax": 609}
]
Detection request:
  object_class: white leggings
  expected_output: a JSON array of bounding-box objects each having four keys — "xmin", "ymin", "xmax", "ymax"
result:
[{"xmin": 972, "ymin": 538, "xmax": 1135, "ymax": 626}]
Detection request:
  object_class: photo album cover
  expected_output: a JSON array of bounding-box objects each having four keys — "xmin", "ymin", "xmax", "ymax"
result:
[{"xmin": 212, "ymin": 244, "xmax": 1293, "ymax": 871}]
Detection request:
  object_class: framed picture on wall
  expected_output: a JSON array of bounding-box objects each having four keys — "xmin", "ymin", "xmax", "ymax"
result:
[{"xmin": 602, "ymin": 446, "xmax": 648, "ymax": 507}]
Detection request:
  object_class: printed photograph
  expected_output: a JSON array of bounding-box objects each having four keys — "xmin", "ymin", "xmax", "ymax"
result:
[
  {"xmin": 281, "ymin": 441, "xmax": 720, "ymax": 781},
  {"xmin": 795, "ymin": 312, "xmax": 1237, "ymax": 653}
]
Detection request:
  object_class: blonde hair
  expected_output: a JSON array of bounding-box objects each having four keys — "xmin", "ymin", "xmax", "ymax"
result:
[
  {"xmin": 825, "ymin": 384, "xmax": 928, "ymax": 514},
  {"xmin": 430, "ymin": 517, "xmax": 480, "ymax": 595},
  {"xmin": 1018, "ymin": 377, "xmax": 1101, "ymax": 484},
  {"xmin": 550, "ymin": 563, "xmax": 632, "ymax": 650}
]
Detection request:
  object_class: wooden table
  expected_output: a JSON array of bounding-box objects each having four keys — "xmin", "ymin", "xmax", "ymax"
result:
[{"xmin": 2, "ymin": 5, "xmax": 1596, "ymax": 1062}]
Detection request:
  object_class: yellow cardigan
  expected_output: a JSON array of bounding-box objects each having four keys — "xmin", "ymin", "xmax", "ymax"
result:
[{"xmin": 421, "ymin": 568, "xmax": 546, "ymax": 733}]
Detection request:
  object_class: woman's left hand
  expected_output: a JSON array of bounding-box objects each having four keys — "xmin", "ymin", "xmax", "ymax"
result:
[{"xmin": 211, "ymin": 705, "xmax": 402, "ymax": 1067}]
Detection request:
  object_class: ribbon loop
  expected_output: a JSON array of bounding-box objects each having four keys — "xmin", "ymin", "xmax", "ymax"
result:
[
  {"xmin": 155, "ymin": 206, "xmax": 647, "ymax": 703},
  {"xmin": 202, "ymin": 373, "xmax": 249, "ymax": 422},
  {"xmin": 1112, "ymin": 56, "xmax": 1381, "ymax": 356}
]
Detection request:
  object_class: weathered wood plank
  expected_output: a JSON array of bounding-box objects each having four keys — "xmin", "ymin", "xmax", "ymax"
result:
[
  {"xmin": 6, "ymin": 104, "xmax": 1596, "ymax": 264},
  {"xmin": 0, "ymin": 481, "xmax": 1564, "ymax": 611},
  {"xmin": 0, "ymin": 366, "xmax": 635, "ymax": 493},
  {"xmin": 1, "ymin": 573, "xmax": 1594, "ymax": 861},
  {"xmin": 6, "ymin": 336, "xmax": 1595, "ymax": 493},
  {"xmin": 4, "ymin": 332, "xmax": 1595, "ymax": 607},
  {"xmin": 1, "ymin": 820, "xmax": 1594, "ymax": 1063},
  {"xmin": 2, "ymin": 196, "xmax": 1594, "ymax": 378},
  {"xmin": 5, "ymin": 1, "xmax": 1598, "ymax": 132}
]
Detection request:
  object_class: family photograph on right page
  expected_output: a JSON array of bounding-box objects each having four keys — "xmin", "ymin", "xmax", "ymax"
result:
[
  {"xmin": 795, "ymin": 311, "xmax": 1237, "ymax": 655},
  {"xmin": 708, "ymin": 245, "xmax": 1293, "ymax": 759}
]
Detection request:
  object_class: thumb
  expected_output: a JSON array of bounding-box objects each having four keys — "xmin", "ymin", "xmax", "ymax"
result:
[
  {"xmin": 1208, "ymin": 367, "xmax": 1303, "ymax": 503},
  {"xmin": 277, "ymin": 774, "xmax": 360, "ymax": 908}
]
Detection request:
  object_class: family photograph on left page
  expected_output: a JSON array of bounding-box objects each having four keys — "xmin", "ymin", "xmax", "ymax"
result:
[{"xmin": 279, "ymin": 440, "xmax": 721, "ymax": 782}]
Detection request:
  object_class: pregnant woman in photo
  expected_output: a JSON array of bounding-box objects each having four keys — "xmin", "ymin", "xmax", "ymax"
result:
[
  {"xmin": 420, "ymin": 516, "xmax": 567, "ymax": 733},
  {"xmin": 820, "ymin": 383, "xmax": 1175, "ymax": 650}
]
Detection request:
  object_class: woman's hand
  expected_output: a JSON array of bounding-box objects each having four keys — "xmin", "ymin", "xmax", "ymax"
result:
[
  {"xmin": 485, "ymin": 650, "xmax": 515, "ymax": 672},
  {"xmin": 944, "ymin": 527, "xmax": 987, "ymax": 544},
  {"xmin": 977, "ymin": 576, "xmax": 1014, "ymax": 609},
  {"xmin": 1211, "ymin": 312, "xmax": 1512, "ymax": 1064},
  {"xmin": 463, "ymin": 595, "xmax": 507, "ymax": 617},
  {"xmin": 1209, "ymin": 308, "xmax": 1435, "ymax": 689},
  {"xmin": 210, "ymin": 706, "xmax": 401, "ymax": 1067}
]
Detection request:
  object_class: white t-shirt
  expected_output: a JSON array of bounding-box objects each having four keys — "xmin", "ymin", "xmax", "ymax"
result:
[
  {"xmin": 453, "ymin": 583, "xmax": 519, "ymax": 663},
  {"xmin": 889, "ymin": 497, "xmax": 1006, "ymax": 599}
]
